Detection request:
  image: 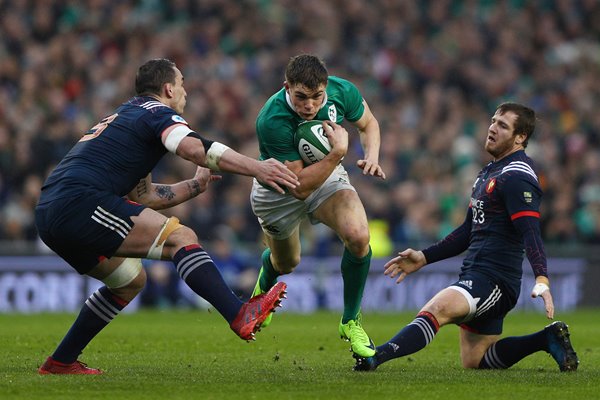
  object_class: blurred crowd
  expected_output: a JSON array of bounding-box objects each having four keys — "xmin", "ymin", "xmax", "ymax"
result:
[{"xmin": 1, "ymin": 0, "xmax": 599, "ymax": 260}]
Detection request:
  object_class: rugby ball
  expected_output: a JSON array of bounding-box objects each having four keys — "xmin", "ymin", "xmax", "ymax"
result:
[{"xmin": 294, "ymin": 120, "xmax": 331, "ymax": 165}]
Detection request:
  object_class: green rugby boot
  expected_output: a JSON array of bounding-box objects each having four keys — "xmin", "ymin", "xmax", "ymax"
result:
[
  {"xmin": 339, "ymin": 315, "xmax": 376, "ymax": 358},
  {"xmin": 251, "ymin": 267, "xmax": 275, "ymax": 328}
]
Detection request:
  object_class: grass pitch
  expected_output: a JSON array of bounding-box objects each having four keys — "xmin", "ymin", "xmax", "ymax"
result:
[{"xmin": 1, "ymin": 309, "xmax": 598, "ymax": 399}]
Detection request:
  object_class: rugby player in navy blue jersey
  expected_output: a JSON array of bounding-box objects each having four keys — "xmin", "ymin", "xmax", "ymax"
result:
[
  {"xmin": 354, "ymin": 102, "xmax": 579, "ymax": 372},
  {"xmin": 35, "ymin": 58, "xmax": 299, "ymax": 375}
]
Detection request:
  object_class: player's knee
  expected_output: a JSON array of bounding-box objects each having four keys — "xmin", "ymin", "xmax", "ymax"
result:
[
  {"xmin": 344, "ymin": 230, "xmax": 371, "ymax": 258},
  {"xmin": 160, "ymin": 224, "xmax": 199, "ymax": 259},
  {"xmin": 273, "ymin": 254, "xmax": 301, "ymax": 274},
  {"xmin": 170, "ymin": 225, "xmax": 198, "ymax": 245},
  {"xmin": 461, "ymin": 355, "xmax": 482, "ymax": 369},
  {"xmin": 128, "ymin": 266, "xmax": 147, "ymax": 293},
  {"xmin": 426, "ymin": 302, "xmax": 445, "ymax": 315},
  {"xmin": 103, "ymin": 258, "xmax": 147, "ymax": 300},
  {"xmin": 421, "ymin": 303, "xmax": 454, "ymax": 325},
  {"xmin": 148, "ymin": 217, "xmax": 191, "ymax": 259},
  {"xmin": 117, "ymin": 269, "xmax": 147, "ymax": 300}
]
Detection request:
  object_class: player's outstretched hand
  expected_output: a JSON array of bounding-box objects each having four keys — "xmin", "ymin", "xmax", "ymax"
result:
[
  {"xmin": 256, "ymin": 158, "xmax": 300, "ymax": 194},
  {"xmin": 356, "ymin": 159, "xmax": 386, "ymax": 180},
  {"xmin": 192, "ymin": 166, "xmax": 222, "ymax": 193},
  {"xmin": 531, "ymin": 281, "xmax": 554, "ymax": 319},
  {"xmin": 383, "ymin": 248, "xmax": 427, "ymax": 284}
]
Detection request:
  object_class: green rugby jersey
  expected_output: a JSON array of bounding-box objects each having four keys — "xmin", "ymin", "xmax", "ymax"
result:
[{"xmin": 255, "ymin": 76, "xmax": 364, "ymax": 163}]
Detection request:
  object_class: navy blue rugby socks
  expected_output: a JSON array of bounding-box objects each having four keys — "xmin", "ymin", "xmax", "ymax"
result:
[
  {"xmin": 52, "ymin": 286, "xmax": 128, "ymax": 363},
  {"xmin": 173, "ymin": 244, "xmax": 242, "ymax": 322}
]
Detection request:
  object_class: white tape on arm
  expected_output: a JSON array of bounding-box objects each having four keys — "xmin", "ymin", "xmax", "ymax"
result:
[
  {"xmin": 164, "ymin": 125, "xmax": 193, "ymax": 153},
  {"xmin": 532, "ymin": 282, "xmax": 549, "ymax": 297},
  {"xmin": 205, "ymin": 142, "xmax": 230, "ymax": 171}
]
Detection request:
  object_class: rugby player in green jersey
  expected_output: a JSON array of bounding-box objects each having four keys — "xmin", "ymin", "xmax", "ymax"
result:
[{"xmin": 250, "ymin": 54, "xmax": 386, "ymax": 357}]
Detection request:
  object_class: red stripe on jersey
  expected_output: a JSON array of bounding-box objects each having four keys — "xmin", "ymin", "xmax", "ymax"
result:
[{"xmin": 511, "ymin": 211, "xmax": 540, "ymax": 220}]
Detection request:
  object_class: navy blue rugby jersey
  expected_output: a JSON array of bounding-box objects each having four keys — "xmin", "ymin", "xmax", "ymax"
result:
[
  {"xmin": 462, "ymin": 150, "xmax": 542, "ymax": 282},
  {"xmin": 39, "ymin": 96, "xmax": 187, "ymax": 204}
]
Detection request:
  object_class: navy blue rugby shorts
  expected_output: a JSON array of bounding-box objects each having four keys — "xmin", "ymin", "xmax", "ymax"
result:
[
  {"xmin": 450, "ymin": 271, "xmax": 519, "ymax": 335},
  {"xmin": 35, "ymin": 191, "xmax": 145, "ymax": 274}
]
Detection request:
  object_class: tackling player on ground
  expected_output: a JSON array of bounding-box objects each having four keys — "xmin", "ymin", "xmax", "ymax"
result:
[
  {"xmin": 354, "ymin": 102, "xmax": 579, "ymax": 372},
  {"xmin": 35, "ymin": 58, "xmax": 299, "ymax": 375},
  {"xmin": 250, "ymin": 54, "xmax": 386, "ymax": 357}
]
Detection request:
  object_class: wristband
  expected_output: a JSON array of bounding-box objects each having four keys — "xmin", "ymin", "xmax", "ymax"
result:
[
  {"xmin": 532, "ymin": 282, "xmax": 549, "ymax": 297},
  {"xmin": 205, "ymin": 142, "xmax": 230, "ymax": 171}
]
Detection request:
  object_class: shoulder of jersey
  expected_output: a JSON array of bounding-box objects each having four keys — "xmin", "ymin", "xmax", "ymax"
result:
[
  {"xmin": 137, "ymin": 99, "xmax": 169, "ymax": 112},
  {"xmin": 500, "ymin": 160, "xmax": 538, "ymax": 182},
  {"xmin": 294, "ymin": 120, "xmax": 331, "ymax": 165},
  {"xmin": 131, "ymin": 99, "xmax": 188, "ymax": 125}
]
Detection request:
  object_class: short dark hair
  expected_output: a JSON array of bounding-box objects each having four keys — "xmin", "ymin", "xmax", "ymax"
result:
[
  {"xmin": 285, "ymin": 54, "xmax": 328, "ymax": 90},
  {"xmin": 496, "ymin": 102, "xmax": 536, "ymax": 148},
  {"xmin": 135, "ymin": 58, "xmax": 177, "ymax": 96}
]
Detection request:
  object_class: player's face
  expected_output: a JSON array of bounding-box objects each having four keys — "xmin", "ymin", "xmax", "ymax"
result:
[
  {"xmin": 485, "ymin": 110, "xmax": 524, "ymax": 160},
  {"xmin": 170, "ymin": 68, "xmax": 187, "ymax": 114},
  {"xmin": 286, "ymin": 82, "xmax": 326, "ymax": 120}
]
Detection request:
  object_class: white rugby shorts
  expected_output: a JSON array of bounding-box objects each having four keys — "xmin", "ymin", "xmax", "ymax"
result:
[{"xmin": 250, "ymin": 164, "xmax": 355, "ymax": 239}]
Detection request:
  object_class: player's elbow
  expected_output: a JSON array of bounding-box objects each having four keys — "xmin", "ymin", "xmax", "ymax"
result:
[
  {"xmin": 149, "ymin": 201, "xmax": 170, "ymax": 211},
  {"xmin": 131, "ymin": 194, "xmax": 168, "ymax": 210},
  {"xmin": 175, "ymin": 139, "xmax": 206, "ymax": 165},
  {"xmin": 143, "ymin": 199, "xmax": 166, "ymax": 210},
  {"xmin": 288, "ymin": 185, "xmax": 312, "ymax": 200}
]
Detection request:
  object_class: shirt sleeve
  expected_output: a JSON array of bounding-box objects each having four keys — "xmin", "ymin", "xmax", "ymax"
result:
[
  {"xmin": 499, "ymin": 173, "xmax": 547, "ymax": 278},
  {"xmin": 329, "ymin": 76, "xmax": 365, "ymax": 122},
  {"xmin": 140, "ymin": 107, "xmax": 188, "ymax": 143},
  {"xmin": 422, "ymin": 207, "xmax": 472, "ymax": 264},
  {"xmin": 512, "ymin": 216, "xmax": 548, "ymax": 278},
  {"xmin": 256, "ymin": 117, "xmax": 301, "ymax": 163}
]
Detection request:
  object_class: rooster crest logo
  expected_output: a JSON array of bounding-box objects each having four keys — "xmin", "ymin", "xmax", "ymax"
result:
[{"xmin": 486, "ymin": 178, "xmax": 496, "ymax": 193}]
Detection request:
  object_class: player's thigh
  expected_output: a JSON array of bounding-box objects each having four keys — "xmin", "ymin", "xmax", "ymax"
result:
[
  {"xmin": 115, "ymin": 207, "xmax": 169, "ymax": 256},
  {"xmin": 251, "ymin": 178, "xmax": 307, "ymax": 240},
  {"xmin": 451, "ymin": 271, "xmax": 517, "ymax": 335},
  {"xmin": 264, "ymin": 225, "xmax": 301, "ymax": 273},
  {"xmin": 420, "ymin": 287, "xmax": 472, "ymax": 326},
  {"xmin": 307, "ymin": 165, "xmax": 366, "ymax": 236},
  {"xmin": 87, "ymin": 256, "xmax": 131, "ymax": 280},
  {"xmin": 313, "ymin": 190, "xmax": 368, "ymax": 238},
  {"xmin": 459, "ymin": 328, "xmax": 500, "ymax": 368},
  {"xmin": 116, "ymin": 208, "xmax": 196, "ymax": 259},
  {"xmin": 36, "ymin": 192, "xmax": 147, "ymax": 274}
]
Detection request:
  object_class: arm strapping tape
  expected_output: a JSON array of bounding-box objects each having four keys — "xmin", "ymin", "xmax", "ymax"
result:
[
  {"xmin": 164, "ymin": 125, "xmax": 193, "ymax": 153},
  {"xmin": 532, "ymin": 282, "xmax": 549, "ymax": 297},
  {"xmin": 205, "ymin": 142, "xmax": 230, "ymax": 171}
]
